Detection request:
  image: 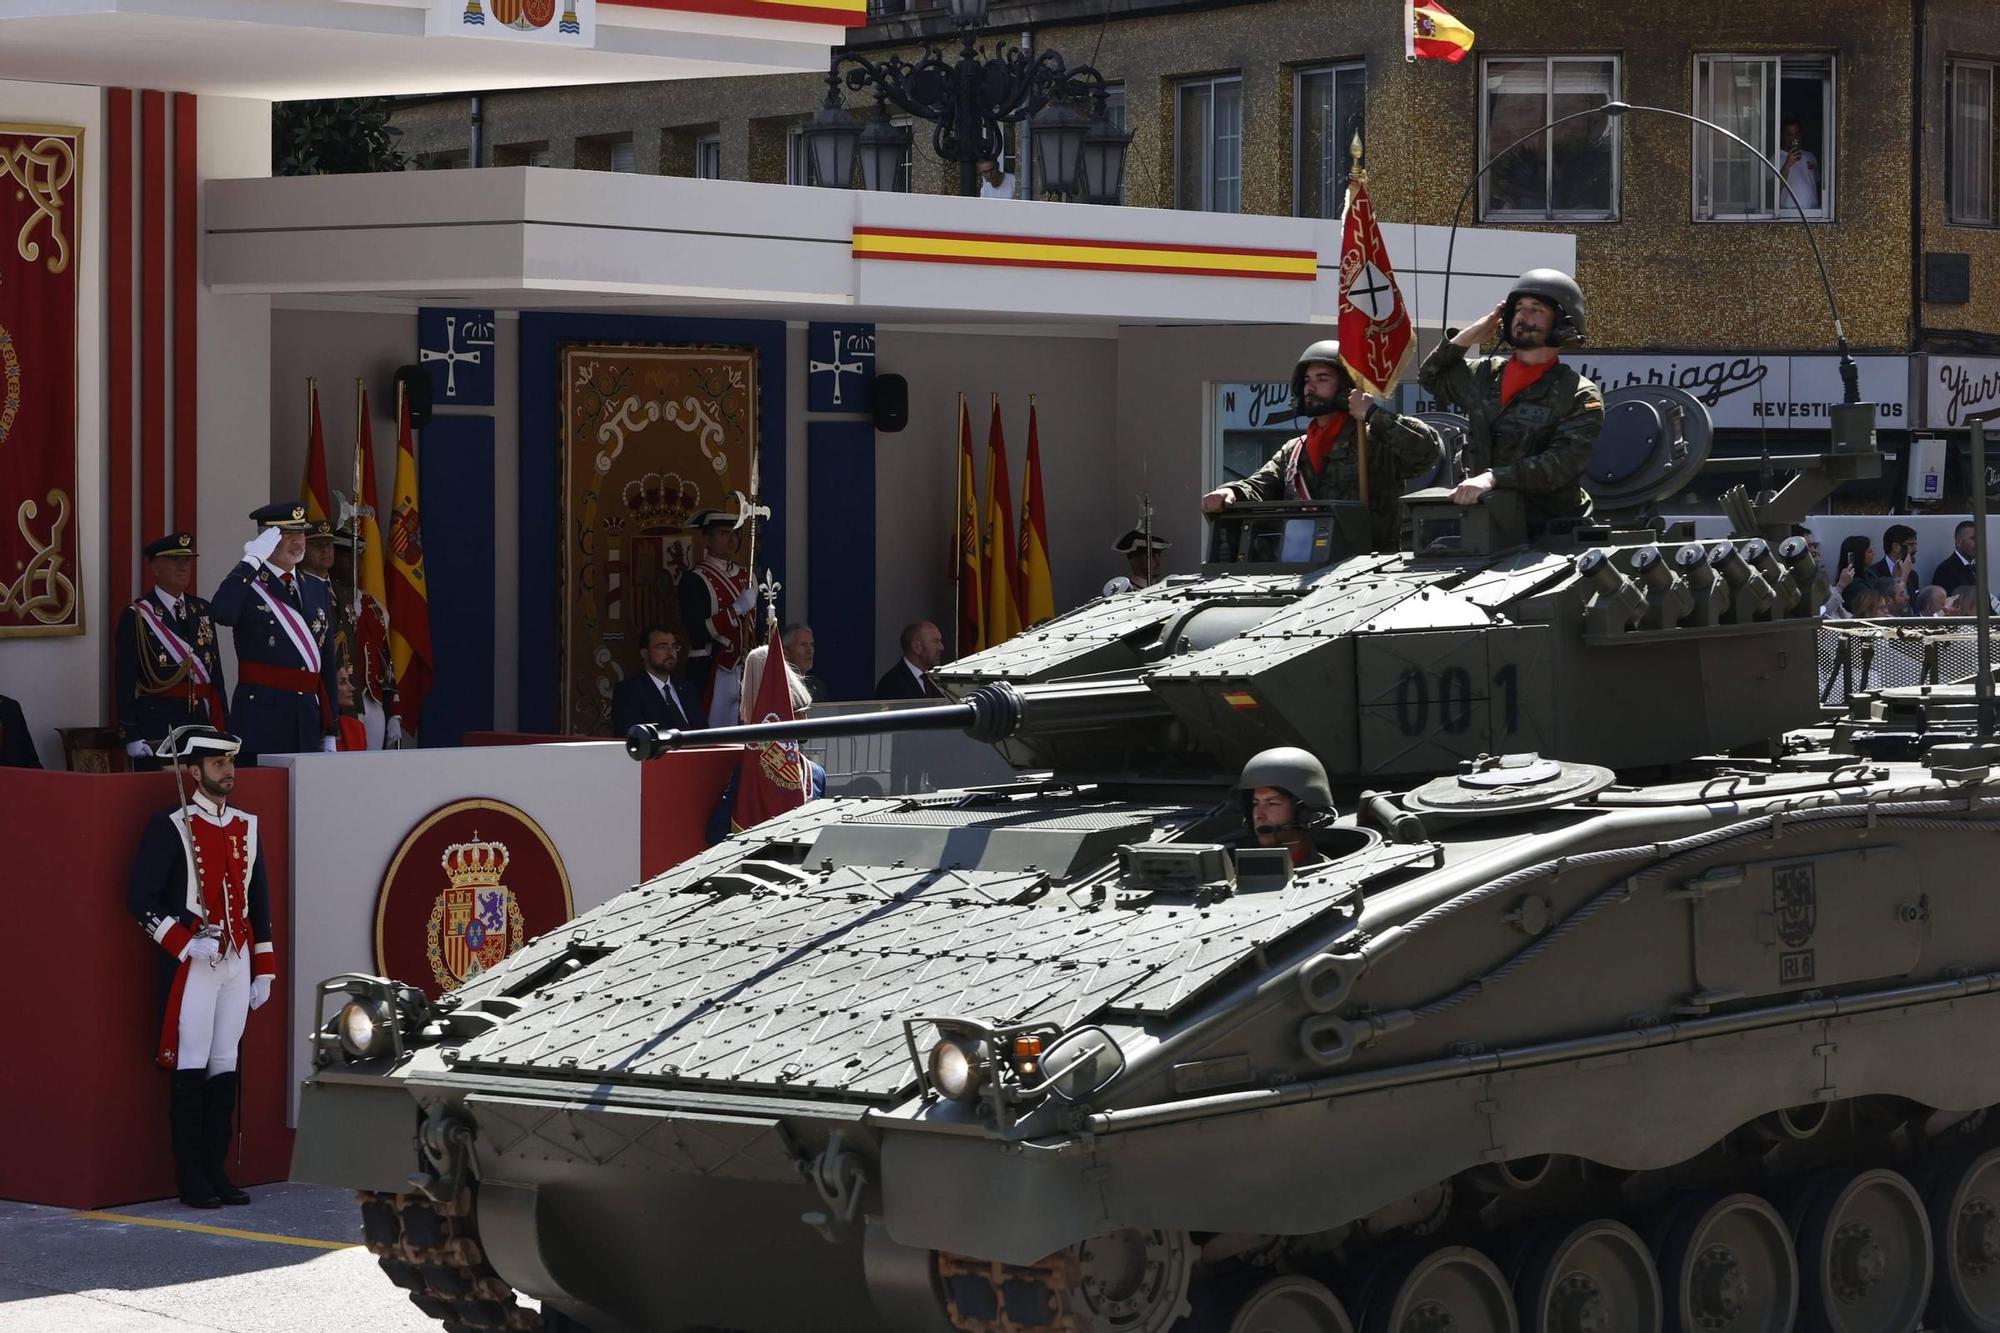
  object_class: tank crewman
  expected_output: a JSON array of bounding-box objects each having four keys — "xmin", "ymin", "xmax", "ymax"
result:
[
  {"xmin": 1105, "ymin": 528, "xmax": 1172, "ymax": 596},
  {"xmin": 678, "ymin": 508, "xmax": 757, "ymax": 729},
  {"xmin": 126, "ymin": 725, "xmax": 276, "ymax": 1209},
  {"xmin": 116, "ymin": 532, "xmax": 228, "ymax": 770},
  {"xmin": 1418, "ymin": 268, "xmax": 1603, "ymax": 527},
  {"xmin": 1201, "ymin": 341, "xmax": 1443, "ymax": 552},
  {"xmin": 207, "ymin": 502, "xmax": 340, "ymax": 760},
  {"xmin": 1237, "ymin": 746, "xmax": 1336, "ymax": 868}
]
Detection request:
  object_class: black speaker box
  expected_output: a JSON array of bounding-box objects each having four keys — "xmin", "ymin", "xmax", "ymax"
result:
[
  {"xmin": 392, "ymin": 365, "xmax": 434, "ymax": 429},
  {"xmin": 871, "ymin": 373, "xmax": 908, "ymax": 433}
]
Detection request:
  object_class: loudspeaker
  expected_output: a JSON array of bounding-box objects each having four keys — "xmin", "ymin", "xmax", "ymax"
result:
[
  {"xmin": 871, "ymin": 374, "xmax": 908, "ymax": 433},
  {"xmin": 392, "ymin": 365, "xmax": 434, "ymax": 429}
]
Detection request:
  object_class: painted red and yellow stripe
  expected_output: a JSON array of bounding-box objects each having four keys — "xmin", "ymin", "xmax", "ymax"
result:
[
  {"xmin": 612, "ymin": 0, "xmax": 865, "ymax": 27},
  {"xmin": 853, "ymin": 227, "xmax": 1318, "ymax": 282}
]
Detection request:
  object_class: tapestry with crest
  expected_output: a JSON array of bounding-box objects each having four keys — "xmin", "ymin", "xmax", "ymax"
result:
[{"xmin": 559, "ymin": 343, "xmax": 760, "ymax": 736}]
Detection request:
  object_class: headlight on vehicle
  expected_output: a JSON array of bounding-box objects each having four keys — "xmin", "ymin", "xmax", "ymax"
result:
[
  {"xmin": 928, "ymin": 1034, "xmax": 992, "ymax": 1103},
  {"xmin": 338, "ymin": 998, "xmax": 396, "ymax": 1059}
]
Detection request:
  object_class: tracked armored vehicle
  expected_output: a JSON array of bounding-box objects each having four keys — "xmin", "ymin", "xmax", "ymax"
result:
[{"xmin": 297, "ymin": 384, "xmax": 2000, "ymax": 1333}]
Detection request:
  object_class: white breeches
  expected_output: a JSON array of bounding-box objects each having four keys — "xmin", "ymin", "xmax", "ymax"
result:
[
  {"xmin": 177, "ymin": 947, "xmax": 250, "ymax": 1074},
  {"xmin": 708, "ymin": 669, "xmax": 743, "ymax": 729}
]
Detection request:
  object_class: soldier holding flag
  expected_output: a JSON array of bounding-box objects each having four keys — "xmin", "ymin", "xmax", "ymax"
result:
[{"xmin": 679, "ymin": 507, "xmax": 757, "ymax": 727}]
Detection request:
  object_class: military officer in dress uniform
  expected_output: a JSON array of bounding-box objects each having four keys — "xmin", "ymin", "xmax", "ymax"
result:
[
  {"xmin": 678, "ymin": 508, "xmax": 757, "ymax": 729},
  {"xmin": 116, "ymin": 532, "xmax": 228, "ymax": 769},
  {"xmin": 1203, "ymin": 341, "xmax": 1444, "ymax": 552},
  {"xmin": 207, "ymin": 502, "xmax": 340, "ymax": 760},
  {"xmin": 1418, "ymin": 268, "xmax": 1604, "ymax": 529},
  {"xmin": 126, "ymin": 725, "xmax": 276, "ymax": 1209}
]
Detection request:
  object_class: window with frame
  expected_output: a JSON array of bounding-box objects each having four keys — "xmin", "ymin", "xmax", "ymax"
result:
[
  {"xmin": 889, "ymin": 116, "xmax": 915, "ymax": 192},
  {"xmin": 1948, "ymin": 59, "xmax": 1997, "ymax": 226},
  {"xmin": 695, "ymin": 134, "xmax": 722, "ymax": 180},
  {"xmin": 1480, "ymin": 56, "xmax": 1618, "ymax": 221},
  {"xmin": 787, "ymin": 124, "xmax": 815, "ymax": 186},
  {"xmin": 1176, "ymin": 75, "xmax": 1243, "ymax": 213},
  {"xmin": 1294, "ymin": 62, "xmax": 1365, "ymax": 219},
  {"xmin": 1693, "ymin": 54, "xmax": 1834, "ymax": 221}
]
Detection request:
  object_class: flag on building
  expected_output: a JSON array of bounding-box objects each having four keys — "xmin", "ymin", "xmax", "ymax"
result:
[
  {"xmin": 1018, "ymin": 398, "xmax": 1054, "ymax": 627},
  {"xmin": 301, "ymin": 379, "xmax": 331, "ymax": 523},
  {"xmin": 1407, "ymin": 0, "xmax": 1474, "ymax": 61},
  {"xmin": 981, "ymin": 396, "xmax": 1022, "ymax": 646},
  {"xmin": 385, "ymin": 385, "xmax": 434, "ymax": 731},
  {"xmin": 353, "ymin": 383, "xmax": 395, "ymax": 711},
  {"xmin": 730, "ymin": 625, "xmax": 812, "ymax": 833},
  {"xmin": 952, "ymin": 392, "xmax": 985, "ymax": 660},
  {"xmin": 1336, "ymin": 174, "xmax": 1415, "ymax": 393}
]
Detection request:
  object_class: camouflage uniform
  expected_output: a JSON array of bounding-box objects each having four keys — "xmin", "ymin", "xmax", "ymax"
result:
[
  {"xmin": 1220, "ymin": 409, "xmax": 1442, "ymax": 552},
  {"xmin": 1418, "ymin": 342, "xmax": 1603, "ymax": 526}
]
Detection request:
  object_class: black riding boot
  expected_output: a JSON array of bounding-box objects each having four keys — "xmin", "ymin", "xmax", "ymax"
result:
[
  {"xmin": 202, "ymin": 1071, "xmax": 251, "ymax": 1205},
  {"xmin": 170, "ymin": 1070, "xmax": 220, "ymax": 1209}
]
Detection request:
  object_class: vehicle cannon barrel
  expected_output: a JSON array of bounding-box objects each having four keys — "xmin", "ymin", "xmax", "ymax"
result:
[{"xmin": 624, "ymin": 677, "xmax": 1170, "ymax": 761}]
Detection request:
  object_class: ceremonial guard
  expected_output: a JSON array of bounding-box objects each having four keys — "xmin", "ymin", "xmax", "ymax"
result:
[
  {"xmin": 330, "ymin": 525, "xmax": 402, "ymax": 748},
  {"xmin": 207, "ymin": 503, "xmax": 340, "ymax": 759},
  {"xmin": 1104, "ymin": 527, "xmax": 1172, "ymax": 596},
  {"xmin": 126, "ymin": 726, "xmax": 276, "ymax": 1209},
  {"xmin": 116, "ymin": 532, "xmax": 227, "ymax": 768},
  {"xmin": 678, "ymin": 508, "xmax": 757, "ymax": 728}
]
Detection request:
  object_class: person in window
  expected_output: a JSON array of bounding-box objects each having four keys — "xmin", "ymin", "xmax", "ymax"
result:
[
  {"xmin": 976, "ymin": 156, "xmax": 1017, "ymax": 200},
  {"xmin": 1778, "ymin": 120, "xmax": 1820, "ymax": 212}
]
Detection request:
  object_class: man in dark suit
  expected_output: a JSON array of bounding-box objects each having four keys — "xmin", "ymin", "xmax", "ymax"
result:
[
  {"xmin": 1933, "ymin": 521, "xmax": 1978, "ymax": 595},
  {"xmin": 1870, "ymin": 523, "xmax": 1920, "ymax": 598},
  {"xmin": 0, "ymin": 692, "xmax": 41, "ymax": 768},
  {"xmin": 610, "ymin": 626, "xmax": 703, "ymax": 735},
  {"xmin": 874, "ymin": 620, "xmax": 945, "ymax": 700},
  {"xmin": 207, "ymin": 503, "xmax": 340, "ymax": 761},
  {"xmin": 116, "ymin": 531, "xmax": 228, "ymax": 769}
]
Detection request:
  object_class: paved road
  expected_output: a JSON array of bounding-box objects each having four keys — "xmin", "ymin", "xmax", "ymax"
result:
[{"xmin": 0, "ymin": 1184, "xmax": 516, "ymax": 1331}]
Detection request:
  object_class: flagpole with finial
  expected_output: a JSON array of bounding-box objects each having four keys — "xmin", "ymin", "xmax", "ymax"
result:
[
  {"xmin": 1346, "ymin": 130, "xmax": 1372, "ymax": 511},
  {"xmin": 951, "ymin": 390, "xmax": 965, "ymax": 658}
]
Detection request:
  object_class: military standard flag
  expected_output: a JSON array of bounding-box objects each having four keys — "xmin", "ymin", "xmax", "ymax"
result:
[
  {"xmin": 385, "ymin": 385, "xmax": 434, "ymax": 731},
  {"xmin": 1407, "ymin": 0, "xmax": 1475, "ymax": 62},
  {"xmin": 1018, "ymin": 398, "xmax": 1054, "ymax": 627},
  {"xmin": 730, "ymin": 626, "xmax": 812, "ymax": 833},
  {"xmin": 301, "ymin": 379, "xmax": 331, "ymax": 523},
  {"xmin": 951, "ymin": 393, "xmax": 985, "ymax": 660},
  {"xmin": 981, "ymin": 396, "xmax": 1022, "ymax": 646},
  {"xmin": 1336, "ymin": 174, "xmax": 1414, "ymax": 395}
]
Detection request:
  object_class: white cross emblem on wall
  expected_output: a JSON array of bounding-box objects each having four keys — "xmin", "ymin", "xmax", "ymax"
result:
[
  {"xmin": 809, "ymin": 328, "xmax": 867, "ymax": 406},
  {"xmin": 418, "ymin": 315, "xmax": 491, "ymax": 397}
]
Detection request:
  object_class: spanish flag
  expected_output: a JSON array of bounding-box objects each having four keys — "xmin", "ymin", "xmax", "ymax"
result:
[
  {"xmin": 1407, "ymin": 0, "xmax": 1474, "ymax": 62},
  {"xmin": 1018, "ymin": 398, "xmax": 1054, "ymax": 627},
  {"xmin": 385, "ymin": 384, "xmax": 434, "ymax": 732},
  {"xmin": 951, "ymin": 393, "xmax": 984, "ymax": 660},
  {"xmin": 300, "ymin": 379, "xmax": 331, "ymax": 524},
  {"xmin": 353, "ymin": 382, "xmax": 394, "ymax": 707},
  {"xmin": 981, "ymin": 395, "xmax": 1022, "ymax": 647}
]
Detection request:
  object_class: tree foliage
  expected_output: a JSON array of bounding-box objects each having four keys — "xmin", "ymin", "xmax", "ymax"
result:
[{"xmin": 273, "ymin": 98, "xmax": 407, "ymax": 176}]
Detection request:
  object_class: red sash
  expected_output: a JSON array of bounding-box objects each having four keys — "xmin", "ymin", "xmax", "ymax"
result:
[{"xmin": 239, "ymin": 660, "xmax": 335, "ymax": 733}]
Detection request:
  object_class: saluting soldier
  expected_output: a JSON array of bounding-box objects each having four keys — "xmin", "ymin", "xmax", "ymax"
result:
[
  {"xmin": 1419, "ymin": 268, "xmax": 1604, "ymax": 527},
  {"xmin": 207, "ymin": 502, "xmax": 340, "ymax": 760},
  {"xmin": 127, "ymin": 726, "xmax": 276, "ymax": 1209},
  {"xmin": 1202, "ymin": 340, "xmax": 1444, "ymax": 552},
  {"xmin": 678, "ymin": 508, "xmax": 757, "ymax": 729},
  {"xmin": 117, "ymin": 532, "xmax": 228, "ymax": 770}
]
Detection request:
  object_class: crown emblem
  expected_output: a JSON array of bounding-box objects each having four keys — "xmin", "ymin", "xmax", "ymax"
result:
[
  {"xmin": 623, "ymin": 471, "xmax": 702, "ymax": 535},
  {"xmin": 441, "ymin": 834, "xmax": 511, "ymax": 888}
]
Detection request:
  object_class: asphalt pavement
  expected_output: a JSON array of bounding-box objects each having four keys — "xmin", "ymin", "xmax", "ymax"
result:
[{"xmin": 0, "ymin": 1183, "xmax": 517, "ymax": 1331}]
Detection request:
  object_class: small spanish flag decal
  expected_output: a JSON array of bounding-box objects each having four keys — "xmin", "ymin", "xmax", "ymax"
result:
[
  {"xmin": 853, "ymin": 227, "xmax": 1318, "ymax": 282},
  {"xmin": 1223, "ymin": 690, "xmax": 1260, "ymax": 710}
]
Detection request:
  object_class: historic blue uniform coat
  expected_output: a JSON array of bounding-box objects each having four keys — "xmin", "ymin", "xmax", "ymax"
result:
[
  {"xmin": 115, "ymin": 588, "xmax": 229, "ymax": 759},
  {"xmin": 207, "ymin": 560, "xmax": 338, "ymax": 760}
]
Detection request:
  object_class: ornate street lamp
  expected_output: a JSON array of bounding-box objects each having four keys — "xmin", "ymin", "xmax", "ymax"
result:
[
  {"xmin": 802, "ymin": 6, "xmax": 1129, "ymax": 198},
  {"xmin": 1079, "ymin": 92, "xmax": 1133, "ymax": 205},
  {"xmin": 857, "ymin": 100, "xmax": 914, "ymax": 193}
]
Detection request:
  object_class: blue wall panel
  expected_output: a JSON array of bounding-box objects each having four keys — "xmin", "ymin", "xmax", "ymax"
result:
[
  {"xmin": 806, "ymin": 420, "xmax": 876, "ymax": 702},
  {"xmin": 416, "ymin": 414, "xmax": 496, "ymax": 748}
]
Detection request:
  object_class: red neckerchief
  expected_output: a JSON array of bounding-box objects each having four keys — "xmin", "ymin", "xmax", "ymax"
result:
[
  {"xmin": 1300, "ymin": 415, "xmax": 1350, "ymax": 476},
  {"xmin": 1501, "ymin": 356, "xmax": 1557, "ymax": 408}
]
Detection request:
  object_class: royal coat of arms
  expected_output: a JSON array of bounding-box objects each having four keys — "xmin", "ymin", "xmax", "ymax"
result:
[{"xmin": 426, "ymin": 834, "xmax": 526, "ymax": 991}]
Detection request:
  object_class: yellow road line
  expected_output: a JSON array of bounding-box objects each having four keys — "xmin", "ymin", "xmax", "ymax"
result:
[{"xmin": 70, "ymin": 1210, "xmax": 358, "ymax": 1251}]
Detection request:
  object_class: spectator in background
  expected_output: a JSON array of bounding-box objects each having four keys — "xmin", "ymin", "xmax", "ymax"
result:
[
  {"xmin": 876, "ymin": 621, "xmax": 945, "ymax": 700},
  {"xmin": 1845, "ymin": 585, "xmax": 1887, "ymax": 619},
  {"xmin": 610, "ymin": 625, "xmax": 701, "ymax": 735},
  {"xmin": 976, "ymin": 156, "xmax": 1017, "ymax": 200},
  {"xmin": 1822, "ymin": 534, "xmax": 1875, "ymax": 617},
  {"xmin": 1872, "ymin": 524, "xmax": 1919, "ymax": 597},
  {"xmin": 1877, "ymin": 576, "xmax": 1910, "ymax": 618},
  {"xmin": 782, "ymin": 623, "xmax": 828, "ymax": 703},
  {"xmin": 1933, "ymin": 521, "xmax": 1978, "ymax": 594},
  {"xmin": 1914, "ymin": 585, "xmax": 1949, "ymax": 617},
  {"xmin": 1792, "ymin": 524, "xmax": 1821, "ymax": 575},
  {"xmin": 1951, "ymin": 585, "xmax": 1985, "ymax": 616},
  {"xmin": 0, "ymin": 691, "xmax": 41, "ymax": 768},
  {"xmin": 1778, "ymin": 119, "xmax": 1821, "ymax": 212},
  {"xmin": 333, "ymin": 665, "xmax": 368, "ymax": 752}
]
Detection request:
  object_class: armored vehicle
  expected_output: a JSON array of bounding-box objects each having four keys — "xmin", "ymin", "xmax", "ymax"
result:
[{"xmin": 296, "ymin": 386, "xmax": 2000, "ymax": 1333}]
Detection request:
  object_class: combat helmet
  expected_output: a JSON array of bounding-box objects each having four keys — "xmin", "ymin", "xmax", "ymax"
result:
[
  {"xmin": 1290, "ymin": 339, "xmax": 1353, "ymax": 418},
  {"xmin": 1237, "ymin": 746, "xmax": 1336, "ymax": 827},
  {"xmin": 1504, "ymin": 268, "xmax": 1587, "ymax": 346}
]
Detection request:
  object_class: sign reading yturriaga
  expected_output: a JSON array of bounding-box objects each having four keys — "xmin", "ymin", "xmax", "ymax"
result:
[
  {"xmin": 417, "ymin": 307, "xmax": 496, "ymax": 407},
  {"xmin": 428, "ymin": 0, "xmax": 594, "ymax": 44},
  {"xmin": 806, "ymin": 322, "xmax": 876, "ymax": 414},
  {"xmin": 0, "ymin": 125, "xmax": 82, "ymax": 637},
  {"xmin": 1925, "ymin": 355, "xmax": 2000, "ymax": 431}
]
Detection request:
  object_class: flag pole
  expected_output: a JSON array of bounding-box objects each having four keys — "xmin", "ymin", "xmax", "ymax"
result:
[
  {"xmin": 952, "ymin": 390, "xmax": 965, "ymax": 659},
  {"xmin": 1347, "ymin": 131, "xmax": 1372, "ymax": 511}
]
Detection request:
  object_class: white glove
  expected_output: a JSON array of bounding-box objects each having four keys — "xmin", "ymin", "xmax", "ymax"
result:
[
  {"xmin": 384, "ymin": 717, "xmax": 404, "ymax": 747},
  {"xmin": 321, "ymin": 735, "xmax": 338, "ymax": 753},
  {"xmin": 731, "ymin": 588, "xmax": 757, "ymax": 615},
  {"xmin": 125, "ymin": 740, "xmax": 153, "ymax": 759},
  {"xmin": 249, "ymin": 974, "xmax": 273, "ymax": 1011},
  {"xmin": 242, "ymin": 526, "xmax": 283, "ymax": 564},
  {"xmin": 184, "ymin": 935, "xmax": 220, "ymax": 963}
]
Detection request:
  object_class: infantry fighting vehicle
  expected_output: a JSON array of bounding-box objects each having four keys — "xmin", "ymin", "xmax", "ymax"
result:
[{"xmin": 296, "ymin": 384, "xmax": 2000, "ymax": 1333}]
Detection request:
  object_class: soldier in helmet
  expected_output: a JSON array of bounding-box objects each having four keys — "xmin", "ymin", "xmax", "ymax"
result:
[
  {"xmin": 1236, "ymin": 746, "xmax": 1336, "ymax": 868},
  {"xmin": 1201, "ymin": 341, "xmax": 1442, "ymax": 552},
  {"xmin": 1419, "ymin": 268, "xmax": 1603, "ymax": 527}
]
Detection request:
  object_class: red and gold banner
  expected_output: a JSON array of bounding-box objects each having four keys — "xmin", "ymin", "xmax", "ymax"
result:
[{"xmin": 0, "ymin": 124, "xmax": 82, "ymax": 637}]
